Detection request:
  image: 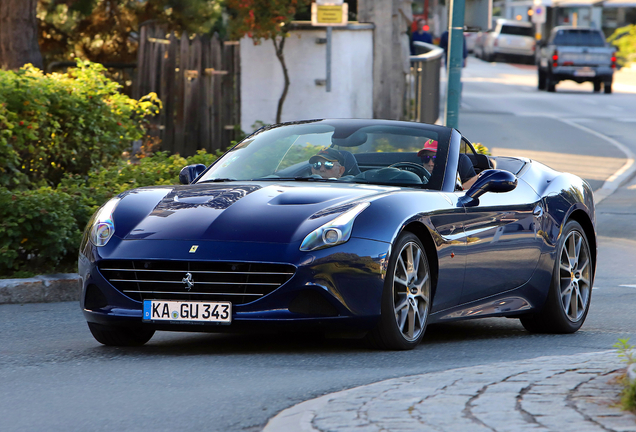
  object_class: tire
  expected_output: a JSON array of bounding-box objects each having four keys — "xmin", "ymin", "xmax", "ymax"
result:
[
  {"xmin": 604, "ymin": 81, "xmax": 612, "ymax": 94},
  {"xmin": 368, "ymin": 232, "xmax": 431, "ymax": 350},
  {"xmin": 88, "ymin": 322, "xmax": 155, "ymax": 346},
  {"xmin": 520, "ymin": 220, "xmax": 593, "ymax": 334},
  {"xmin": 546, "ymin": 72, "xmax": 556, "ymax": 92},
  {"xmin": 593, "ymin": 80, "xmax": 601, "ymax": 92},
  {"xmin": 538, "ymin": 69, "xmax": 546, "ymax": 90}
]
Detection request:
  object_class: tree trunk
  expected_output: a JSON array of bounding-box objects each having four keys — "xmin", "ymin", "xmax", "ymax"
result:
[
  {"xmin": 0, "ymin": 0, "xmax": 43, "ymax": 70},
  {"xmin": 272, "ymin": 36, "xmax": 289, "ymax": 124},
  {"xmin": 358, "ymin": 0, "xmax": 412, "ymax": 120}
]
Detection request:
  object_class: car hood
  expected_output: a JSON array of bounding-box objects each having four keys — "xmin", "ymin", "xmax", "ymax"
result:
[{"xmin": 114, "ymin": 182, "xmax": 395, "ymax": 243}]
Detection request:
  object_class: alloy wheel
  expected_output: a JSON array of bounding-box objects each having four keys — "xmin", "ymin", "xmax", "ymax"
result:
[
  {"xmin": 558, "ymin": 230, "xmax": 591, "ymax": 322},
  {"xmin": 392, "ymin": 241, "xmax": 430, "ymax": 341}
]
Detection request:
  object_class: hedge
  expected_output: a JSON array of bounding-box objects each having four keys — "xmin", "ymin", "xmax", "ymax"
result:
[
  {"xmin": 1, "ymin": 150, "xmax": 221, "ymax": 277},
  {"xmin": 0, "ymin": 60, "xmax": 161, "ymax": 190}
]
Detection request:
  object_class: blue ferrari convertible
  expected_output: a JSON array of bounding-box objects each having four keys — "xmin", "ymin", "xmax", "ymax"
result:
[{"xmin": 79, "ymin": 119, "xmax": 596, "ymax": 350}]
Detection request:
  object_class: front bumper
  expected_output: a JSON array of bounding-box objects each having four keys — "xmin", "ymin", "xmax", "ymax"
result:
[{"xmin": 79, "ymin": 237, "xmax": 390, "ymax": 331}]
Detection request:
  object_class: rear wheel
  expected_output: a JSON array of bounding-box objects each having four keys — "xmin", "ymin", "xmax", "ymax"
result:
[
  {"xmin": 520, "ymin": 220, "xmax": 592, "ymax": 333},
  {"xmin": 593, "ymin": 80, "xmax": 601, "ymax": 92},
  {"xmin": 368, "ymin": 232, "xmax": 431, "ymax": 350},
  {"xmin": 88, "ymin": 322, "xmax": 155, "ymax": 346},
  {"xmin": 546, "ymin": 72, "xmax": 556, "ymax": 92},
  {"xmin": 604, "ymin": 81, "xmax": 612, "ymax": 94}
]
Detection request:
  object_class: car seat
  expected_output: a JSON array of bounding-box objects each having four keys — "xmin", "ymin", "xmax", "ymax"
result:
[{"xmin": 339, "ymin": 150, "xmax": 361, "ymax": 176}]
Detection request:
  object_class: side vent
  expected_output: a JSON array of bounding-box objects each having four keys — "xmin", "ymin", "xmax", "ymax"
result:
[
  {"xmin": 85, "ymin": 284, "xmax": 108, "ymax": 310},
  {"xmin": 289, "ymin": 290, "xmax": 338, "ymax": 317}
]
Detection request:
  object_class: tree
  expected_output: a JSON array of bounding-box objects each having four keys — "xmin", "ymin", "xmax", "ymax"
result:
[
  {"xmin": 227, "ymin": 0, "xmax": 310, "ymax": 124},
  {"xmin": 0, "ymin": 0, "xmax": 43, "ymax": 70},
  {"xmin": 37, "ymin": 0, "xmax": 223, "ymax": 65}
]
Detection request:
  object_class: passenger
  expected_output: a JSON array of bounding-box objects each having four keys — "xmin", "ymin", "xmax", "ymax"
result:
[
  {"xmin": 416, "ymin": 139, "xmax": 480, "ymax": 190},
  {"xmin": 309, "ymin": 148, "xmax": 346, "ymax": 179}
]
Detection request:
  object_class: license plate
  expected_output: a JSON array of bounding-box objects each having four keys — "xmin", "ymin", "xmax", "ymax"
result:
[
  {"xmin": 574, "ymin": 68, "xmax": 596, "ymax": 77},
  {"xmin": 143, "ymin": 300, "xmax": 232, "ymax": 323}
]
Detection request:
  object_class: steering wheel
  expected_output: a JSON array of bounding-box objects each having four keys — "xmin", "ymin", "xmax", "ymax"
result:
[{"xmin": 388, "ymin": 162, "xmax": 431, "ymax": 181}]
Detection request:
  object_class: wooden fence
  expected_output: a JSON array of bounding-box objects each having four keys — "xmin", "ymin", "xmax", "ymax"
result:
[{"xmin": 134, "ymin": 24, "xmax": 241, "ymax": 156}]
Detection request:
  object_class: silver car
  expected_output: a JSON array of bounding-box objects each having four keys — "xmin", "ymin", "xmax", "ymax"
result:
[{"xmin": 481, "ymin": 19, "xmax": 536, "ymax": 64}]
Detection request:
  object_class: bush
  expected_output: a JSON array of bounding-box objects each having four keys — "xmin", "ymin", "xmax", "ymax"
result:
[
  {"xmin": 0, "ymin": 187, "xmax": 80, "ymax": 276},
  {"xmin": 0, "ymin": 149, "xmax": 222, "ymax": 278},
  {"xmin": 608, "ymin": 25, "xmax": 636, "ymax": 68},
  {"xmin": 0, "ymin": 60, "xmax": 161, "ymax": 190}
]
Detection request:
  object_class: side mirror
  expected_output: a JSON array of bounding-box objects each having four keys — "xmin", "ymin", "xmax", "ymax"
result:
[
  {"xmin": 179, "ymin": 164, "xmax": 207, "ymax": 184},
  {"xmin": 459, "ymin": 169, "xmax": 517, "ymax": 206}
]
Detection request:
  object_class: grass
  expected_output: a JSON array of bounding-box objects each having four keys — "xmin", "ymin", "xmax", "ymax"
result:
[{"xmin": 614, "ymin": 338, "xmax": 636, "ymax": 412}]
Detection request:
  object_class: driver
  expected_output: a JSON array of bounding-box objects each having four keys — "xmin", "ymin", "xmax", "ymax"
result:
[
  {"xmin": 309, "ymin": 148, "xmax": 346, "ymax": 179},
  {"xmin": 417, "ymin": 139, "xmax": 480, "ymax": 190}
]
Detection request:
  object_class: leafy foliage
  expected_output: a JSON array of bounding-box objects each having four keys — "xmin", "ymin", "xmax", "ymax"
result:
[
  {"xmin": 227, "ymin": 0, "xmax": 309, "ymax": 42},
  {"xmin": 0, "ymin": 61, "xmax": 161, "ymax": 190},
  {"xmin": 608, "ymin": 25, "xmax": 636, "ymax": 68},
  {"xmin": 37, "ymin": 0, "xmax": 224, "ymax": 65},
  {"xmin": 1, "ymin": 149, "xmax": 221, "ymax": 278},
  {"xmin": 0, "ymin": 187, "xmax": 80, "ymax": 275}
]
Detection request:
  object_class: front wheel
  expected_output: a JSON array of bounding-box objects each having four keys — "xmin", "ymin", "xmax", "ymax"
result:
[
  {"xmin": 520, "ymin": 220, "xmax": 593, "ymax": 334},
  {"xmin": 368, "ymin": 232, "xmax": 431, "ymax": 350},
  {"xmin": 88, "ymin": 322, "xmax": 155, "ymax": 346}
]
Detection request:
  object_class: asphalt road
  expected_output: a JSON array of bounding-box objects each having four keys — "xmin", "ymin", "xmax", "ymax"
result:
[{"xmin": 2, "ymin": 59, "xmax": 636, "ymax": 432}]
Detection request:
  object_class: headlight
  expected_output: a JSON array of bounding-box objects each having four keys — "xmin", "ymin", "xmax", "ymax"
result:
[
  {"xmin": 89, "ymin": 198, "xmax": 121, "ymax": 247},
  {"xmin": 300, "ymin": 202, "xmax": 369, "ymax": 251}
]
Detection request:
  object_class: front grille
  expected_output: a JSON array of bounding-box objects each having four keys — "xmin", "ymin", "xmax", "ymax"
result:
[{"xmin": 98, "ymin": 260, "xmax": 296, "ymax": 305}]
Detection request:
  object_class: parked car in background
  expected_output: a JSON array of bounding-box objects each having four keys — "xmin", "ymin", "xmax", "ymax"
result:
[
  {"xmin": 480, "ymin": 19, "xmax": 535, "ymax": 64},
  {"xmin": 473, "ymin": 30, "xmax": 489, "ymax": 59},
  {"xmin": 465, "ymin": 31, "xmax": 479, "ymax": 53},
  {"xmin": 537, "ymin": 26, "xmax": 616, "ymax": 93}
]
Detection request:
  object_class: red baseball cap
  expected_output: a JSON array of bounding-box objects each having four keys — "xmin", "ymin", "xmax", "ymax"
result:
[{"xmin": 416, "ymin": 139, "xmax": 438, "ymax": 157}]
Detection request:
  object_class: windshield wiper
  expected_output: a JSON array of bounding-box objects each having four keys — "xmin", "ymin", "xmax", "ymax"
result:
[{"xmin": 198, "ymin": 178, "xmax": 237, "ymax": 183}]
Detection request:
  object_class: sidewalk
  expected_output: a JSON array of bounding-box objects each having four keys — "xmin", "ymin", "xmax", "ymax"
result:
[{"xmin": 264, "ymin": 351, "xmax": 636, "ymax": 432}]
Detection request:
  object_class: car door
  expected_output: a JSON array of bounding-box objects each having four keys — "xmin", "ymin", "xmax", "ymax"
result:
[{"xmin": 455, "ymin": 154, "xmax": 544, "ymax": 305}]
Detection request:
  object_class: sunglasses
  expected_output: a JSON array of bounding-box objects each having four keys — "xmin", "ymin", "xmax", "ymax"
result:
[
  {"xmin": 421, "ymin": 155, "xmax": 436, "ymax": 163},
  {"xmin": 311, "ymin": 161, "xmax": 337, "ymax": 169}
]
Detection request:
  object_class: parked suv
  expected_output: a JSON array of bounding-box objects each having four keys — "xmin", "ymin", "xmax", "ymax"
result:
[
  {"xmin": 537, "ymin": 26, "xmax": 616, "ymax": 93},
  {"xmin": 480, "ymin": 19, "xmax": 535, "ymax": 64}
]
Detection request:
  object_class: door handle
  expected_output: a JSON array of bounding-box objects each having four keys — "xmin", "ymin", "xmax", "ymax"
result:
[{"xmin": 533, "ymin": 206, "xmax": 543, "ymax": 217}]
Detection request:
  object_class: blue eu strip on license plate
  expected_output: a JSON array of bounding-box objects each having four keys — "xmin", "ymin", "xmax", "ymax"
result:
[{"xmin": 143, "ymin": 300, "xmax": 232, "ymax": 323}]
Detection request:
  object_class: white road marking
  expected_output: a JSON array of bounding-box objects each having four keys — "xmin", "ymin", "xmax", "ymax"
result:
[{"xmin": 619, "ymin": 284, "xmax": 636, "ymax": 288}]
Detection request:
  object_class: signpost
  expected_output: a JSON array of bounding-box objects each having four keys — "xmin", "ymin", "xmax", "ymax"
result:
[
  {"xmin": 311, "ymin": 0, "xmax": 348, "ymax": 92},
  {"xmin": 532, "ymin": 0, "xmax": 546, "ymax": 41},
  {"xmin": 444, "ymin": 0, "xmax": 466, "ymax": 129}
]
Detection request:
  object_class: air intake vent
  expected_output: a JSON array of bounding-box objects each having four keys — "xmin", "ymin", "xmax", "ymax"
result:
[{"xmin": 98, "ymin": 260, "xmax": 296, "ymax": 305}]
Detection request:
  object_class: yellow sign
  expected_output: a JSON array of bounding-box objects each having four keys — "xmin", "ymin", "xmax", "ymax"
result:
[{"xmin": 311, "ymin": 3, "xmax": 348, "ymax": 26}]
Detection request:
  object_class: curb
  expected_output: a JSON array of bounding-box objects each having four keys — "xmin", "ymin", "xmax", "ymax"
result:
[
  {"xmin": 262, "ymin": 351, "xmax": 635, "ymax": 432},
  {"xmin": 0, "ymin": 273, "xmax": 80, "ymax": 305}
]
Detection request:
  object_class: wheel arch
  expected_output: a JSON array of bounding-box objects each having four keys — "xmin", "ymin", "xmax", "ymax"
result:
[
  {"xmin": 566, "ymin": 209, "xmax": 597, "ymax": 281},
  {"xmin": 402, "ymin": 221, "xmax": 439, "ymax": 303}
]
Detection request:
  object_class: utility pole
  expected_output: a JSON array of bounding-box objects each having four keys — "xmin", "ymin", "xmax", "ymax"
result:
[{"xmin": 444, "ymin": 0, "xmax": 466, "ymax": 129}]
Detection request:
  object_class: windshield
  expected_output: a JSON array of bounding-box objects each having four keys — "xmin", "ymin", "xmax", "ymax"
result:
[
  {"xmin": 196, "ymin": 120, "xmax": 451, "ymax": 190},
  {"xmin": 552, "ymin": 29, "xmax": 606, "ymax": 47}
]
